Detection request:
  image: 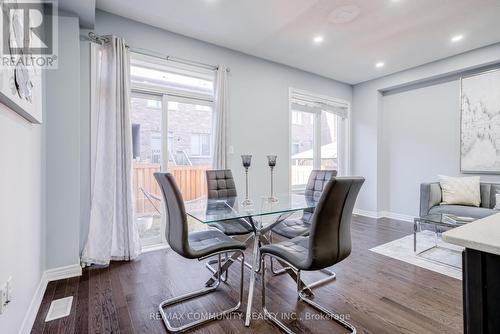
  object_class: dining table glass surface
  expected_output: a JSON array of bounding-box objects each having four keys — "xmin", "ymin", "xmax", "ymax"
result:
[{"xmin": 185, "ymin": 193, "xmax": 319, "ymax": 224}]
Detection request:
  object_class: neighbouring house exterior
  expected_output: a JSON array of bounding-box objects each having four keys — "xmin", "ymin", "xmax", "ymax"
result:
[{"xmin": 131, "ymin": 97, "xmax": 213, "ymax": 167}]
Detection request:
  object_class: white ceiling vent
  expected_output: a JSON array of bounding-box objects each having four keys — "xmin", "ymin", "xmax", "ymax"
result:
[
  {"xmin": 328, "ymin": 5, "xmax": 361, "ymax": 24},
  {"xmin": 45, "ymin": 296, "xmax": 73, "ymax": 322}
]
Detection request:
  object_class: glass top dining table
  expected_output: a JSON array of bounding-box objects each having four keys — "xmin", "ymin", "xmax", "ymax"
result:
[
  {"xmin": 184, "ymin": 192, "xmax": 319, "ymax": 327},
  {"xmin": 185, "ymin": 193, "xmax": 319, "ymax": 225}
]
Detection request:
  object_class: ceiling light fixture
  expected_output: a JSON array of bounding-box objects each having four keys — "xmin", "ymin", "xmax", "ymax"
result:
[
  {"xmin": 328, "ymin": 5, "xmax": 361, "ymax": 24},
  {"xmin": 313, "ymin": 35, "xmax": 324, "ymax": 44},
  {"xmin": 375, "ymin": 62, "xmax": 385, "ymax": 68},
  {"xmin": 451, "ymin": 34, "xmax": 464, "ymax": 43}
]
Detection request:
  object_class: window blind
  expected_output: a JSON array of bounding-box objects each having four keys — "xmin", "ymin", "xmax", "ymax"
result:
[{"xmin": 290, "ymin": 90, "xmax": 348, "ymax": 119}]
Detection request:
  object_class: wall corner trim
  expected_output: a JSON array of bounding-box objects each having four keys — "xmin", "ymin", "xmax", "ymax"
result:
[{"xmin": 19, "ymin": 264, "xmax": 82, "ymax": 334}]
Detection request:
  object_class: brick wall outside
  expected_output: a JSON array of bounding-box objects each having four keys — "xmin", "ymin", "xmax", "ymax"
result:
[{"xmin": 131, "ymin": 97, "xmax": 213, "ymax": 166}]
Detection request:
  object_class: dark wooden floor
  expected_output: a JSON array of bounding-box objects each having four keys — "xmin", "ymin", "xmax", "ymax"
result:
[{"xmin": 32, "ymin": 216, "xmax": 462, "ymax": 334}]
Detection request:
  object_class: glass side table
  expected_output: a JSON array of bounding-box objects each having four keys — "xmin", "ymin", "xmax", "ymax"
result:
[{"xmin": 413, "ymin": 214, "xmax": 474, "ymax": 268}]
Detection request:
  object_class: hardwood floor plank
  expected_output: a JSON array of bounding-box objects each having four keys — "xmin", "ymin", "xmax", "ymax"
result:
[
  {"xmin": 31, "ymin": 281, "xmax": 57, "ymax": 334},
  {"xmin": 31, "ymin": 217, "xmax": 463, "ymax": 334},
  {"xmin": 74, "ymin": 268, "xmax": 90, "ymax": 334},
  {"xmin": 43, "ymin": 279, "xmax": 68, "ymax": 334},
  {"xmin": 57, "ymin": 276, "xmax": 80, "ymax": 334}
]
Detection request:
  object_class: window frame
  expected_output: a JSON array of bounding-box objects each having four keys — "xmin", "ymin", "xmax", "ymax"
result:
[
  {"xmin": 130, "ymin": 52, "xmax": 216, "ymax": 170},
  {"xmin": 288, "ymin": 88, "xmax": 351, "ymax": 192},
  {"xmin": 190, "ymin": 133, "xmax": 212, "ymax": 157}
]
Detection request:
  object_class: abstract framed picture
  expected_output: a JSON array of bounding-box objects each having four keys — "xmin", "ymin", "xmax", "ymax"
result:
[
  {"xmin": 460, "ymin": 68, "xmax": 500, "ymax": 174},
  {"xmin": 0, "ymin": 0, "xmax": 50, "ymax": 124}
]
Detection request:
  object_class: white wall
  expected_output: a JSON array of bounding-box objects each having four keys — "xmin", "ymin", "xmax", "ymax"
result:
[
  {"xmin": 381, "ymin": 80, "xmax": 460, "ymax": 215},
  {"xmin": 0, "ymin": 105, "xmax": 43, "ymax": 333},
  {"xmin": 0, "ymin": 13, "xmax": 81, "ymax": 333},
  {"xmin": 352, "ymin": 43, "xmax": 500, "ymax": 217},
  {"xmin": 79, "ymin": 10, "xmax": 353, "ymax": 247},
  {"xmin": 44, "ymin": 15, "xmax": 81, "ymax": 269}
]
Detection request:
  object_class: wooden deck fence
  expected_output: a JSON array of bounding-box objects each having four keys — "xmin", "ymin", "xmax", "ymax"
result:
[{"xmin": 133, "ymin": 163, "xmax": 209, "ymax": 214}]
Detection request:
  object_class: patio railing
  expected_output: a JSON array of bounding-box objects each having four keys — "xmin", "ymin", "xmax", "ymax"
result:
[{"xmin": 133, "ymin": 163, "xmax": 209, "ymax": 214}]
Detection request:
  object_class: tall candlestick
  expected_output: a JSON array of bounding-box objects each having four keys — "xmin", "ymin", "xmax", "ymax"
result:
[
  {"xmin": 267, "ymin": 155, "xmax": 278, "ymax": 202},
  {"xmin": 241, "ymin": 155, "xmax": 253, "ymax": 206}
]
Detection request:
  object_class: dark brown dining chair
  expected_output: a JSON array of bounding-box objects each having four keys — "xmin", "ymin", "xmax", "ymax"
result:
[
  {"xmin": 154, "ymin": 172, "xmax": 246, "ymax": 333},
  {"xmin": 260, "ymin": 177, "xmax": 364, "ymax": 334}
]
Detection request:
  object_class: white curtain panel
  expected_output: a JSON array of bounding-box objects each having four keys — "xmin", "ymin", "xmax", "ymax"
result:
[
  {"xmin": 213, "ymin": 65, "xmax": 230, "ymax": 169},
  {"xmin": 82, "ymin": 36, "xmax": 141, "ymax": 265}
]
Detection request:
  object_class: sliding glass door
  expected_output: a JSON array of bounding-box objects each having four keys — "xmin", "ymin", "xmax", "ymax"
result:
[
  {"xmin": 166, "ymin": 99, "xmax": 213, "ymax": 202},
  {"xmin": 130, "ymin": 52, "xmax": 215, "ymax": 249}
]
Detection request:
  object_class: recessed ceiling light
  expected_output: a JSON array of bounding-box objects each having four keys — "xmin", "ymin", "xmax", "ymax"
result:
[
  {"xmin": 375, "ymin": 62, "xmax": 385, "ymax": 68},
  {"xmin": 313, "ymin": 35, "xmax": 324, "ymax": 44},
  {"xmin": 451, "ymin": 34, "xmax": 464, "ymax": 43},
  {"xmin": 328, "ymin": 5, "xmax": 361, "ymax": 24}
]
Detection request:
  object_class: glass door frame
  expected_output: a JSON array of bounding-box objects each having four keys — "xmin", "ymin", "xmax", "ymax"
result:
[
  {"xmin": 129, "ymin": 91, "xmax": 168, "ymax": 250},
  {"xmin": 288, "ymin": 88, "xmax": 351, "ymax": 192}
]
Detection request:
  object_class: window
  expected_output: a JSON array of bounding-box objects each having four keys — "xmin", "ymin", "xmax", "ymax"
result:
[
  {"xmin": 151, "ymin": 133, "xmax": 162, "ymax": 164},
  {"xmin": 290, "ymin": 88, "xmax": 349, "ymax": 191},
  {"xmin": 147, "ymin": 99, "xmax": 161, "ymax": 108},
  {"xmin": 191, "ymin": 133, "xmax": 211, "ymax": 157},
  {"xmin": 130, "ymin": 53, "xmax": 215, "ymax": 249},
  {"xmin": 291, "ymin": 111, "xmax": 302, "ymax": 125}
]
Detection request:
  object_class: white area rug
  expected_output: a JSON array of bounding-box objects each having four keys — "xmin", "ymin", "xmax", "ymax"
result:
[{"xmin": 370, "ymin": 230, "xmax": 463, "ymax": 280}]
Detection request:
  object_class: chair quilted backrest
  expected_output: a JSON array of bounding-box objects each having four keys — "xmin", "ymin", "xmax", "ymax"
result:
[
  {"xmin": 304, "ymin": 170, "xmax": 338, "ymax": 200},
  {"xmin": 206, "ymin": 170, "xmax": 237, "ymax": 198},
  {"xmin": 302, "ymin": 170, "xmax": 337, "ymax": 222}
]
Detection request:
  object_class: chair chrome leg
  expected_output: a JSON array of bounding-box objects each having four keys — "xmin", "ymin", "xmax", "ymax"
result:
[
  {"xmin": 271, "ymin": 261, "xmax": 335, "ymax": 286},
  {"xmin": 262, "ymin": 255, "xmax": 295, "ymax": 334},
  {"xmin": 205, "ymin": 234, "xmax": 254, "ymax": 287},
  {"xmin": 261, "ymin": 254, "xmax": 356, "ymax": 334},
  {"xmin": 159, "ymin": 251, "xmax": 245, "ymax": 333},
  {"xmin": 298, "ymin": 289, "xmax": 356, "ymax": 333},
  {"xmin": 305, "ymin": 268, "xmax": 337, "ymax": 290},
  {"xmin": 206, "ymin": 254, "xmax": 253, "ymax": 282}
]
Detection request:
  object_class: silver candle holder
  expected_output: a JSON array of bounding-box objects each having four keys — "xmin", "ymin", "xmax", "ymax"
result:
[
  {"xmin": 241, "ymin": 155, "xmax": 253, "ymax": 207},
  {"xmin": 267, "ymin": 155, "xmax": 278, "ymax": 202}
]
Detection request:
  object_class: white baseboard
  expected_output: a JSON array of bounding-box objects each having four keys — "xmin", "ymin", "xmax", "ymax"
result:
[
  {"xmin": 353, "ymin": 209, "xmax": 381, "ymax": 219},
  {"xmin": 44, "ymin": 264, "xmax": 82, "ymax": 282},
  {"xmin": 18, "ymin": 273, "xmax": 48, "ymax": 334},
  {"xmin": 19, "ymin": 264, "xmax": 82, "ymax": 334},
  {"xmin": 354, "ymin": 209, "xmax": 415, "ymax": 223},
  {"xmin": 379, "ymin": 211, "xmax": 415, "ymax": 223}
]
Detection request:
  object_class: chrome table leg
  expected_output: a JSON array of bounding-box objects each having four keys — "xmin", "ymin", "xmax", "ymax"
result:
[
  {"xmin": 244, "ymin": 218, "xmax": 261, "ymax": 327},
  {"xmin": 204, "ymin": 234, "xmax": 254, "ymax": 287}
]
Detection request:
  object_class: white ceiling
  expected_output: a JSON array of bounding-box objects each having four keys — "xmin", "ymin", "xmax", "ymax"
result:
[{"xmin": 95, "ymin": 0, "xmax": 500, "ymax": 84}]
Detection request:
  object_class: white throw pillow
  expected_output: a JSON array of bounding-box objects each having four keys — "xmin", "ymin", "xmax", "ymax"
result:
[
  {"xmin": 438, "ymin": 175, "xmax": 481, "ymax": 207},
  {"xmin": 495, "ymin": 194, "xmax": 500, "ymax": 210}
]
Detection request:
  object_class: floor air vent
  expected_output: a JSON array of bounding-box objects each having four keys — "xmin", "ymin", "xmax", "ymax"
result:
[{"xmin": 45, "ymin": 296, "xmax": 73, "ymax": 322}]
